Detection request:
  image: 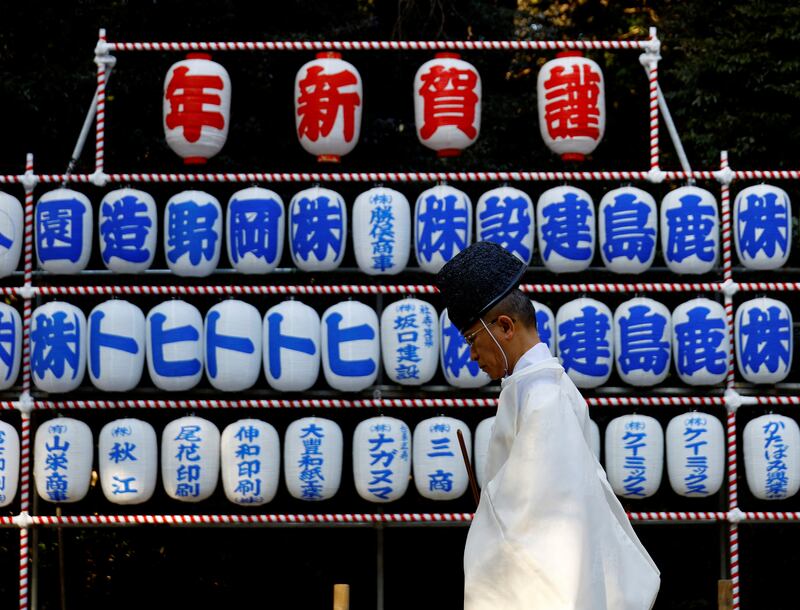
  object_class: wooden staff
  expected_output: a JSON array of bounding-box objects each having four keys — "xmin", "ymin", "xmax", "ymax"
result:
[{"xmin": 457, "ymin": 429, "xmax": 480, "ymax": 507}]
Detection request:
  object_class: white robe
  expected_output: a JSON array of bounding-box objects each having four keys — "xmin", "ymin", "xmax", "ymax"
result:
[{"xmin": 464, "ymin": 344, "xmax": 660, "ymax": 609}]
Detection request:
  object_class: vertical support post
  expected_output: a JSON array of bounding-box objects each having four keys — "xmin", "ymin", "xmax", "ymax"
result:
[
  {"xmin": 94, "ymin": 28, "xmax": 109, "ymax": 177},
  {"xmin": 643, "ymin": 27, "xmax": 661, "ymax": 172}
]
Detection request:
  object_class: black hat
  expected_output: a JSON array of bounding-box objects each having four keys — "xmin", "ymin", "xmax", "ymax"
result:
[{"xmin": 435, "ymin": 241, "xmax": 526, "ymax": 333}]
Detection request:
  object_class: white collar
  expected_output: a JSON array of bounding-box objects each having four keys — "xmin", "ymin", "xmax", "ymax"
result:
[{"xmin": 500, "ymin": 342, "xmax": 554, "ymax": 389}]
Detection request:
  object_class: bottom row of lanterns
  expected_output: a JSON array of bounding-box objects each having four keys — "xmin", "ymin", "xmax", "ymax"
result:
[{"xmin": 0, "ymin": 412, "xmax": 796, "ymax": 507}]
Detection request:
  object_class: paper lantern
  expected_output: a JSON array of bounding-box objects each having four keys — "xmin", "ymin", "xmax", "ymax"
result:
[
  {"xmin": 414, "ymin": 184, "xmax": 472, "ymax": 273},
  {"xmin": 352, "ymin": 187, "xmax": 411, "ymax": 275},
  {"xmin": 734, "ymin": 184, "xmax": 791, "ymax": 270},
  {"xmin": 164, "ymin": 190, "xmax": 222, "ymax": 277},
  {"xmin": 0, "ymin": 191, "xmax": 23, "ymax": 278},
  {"xmin": 598, "ymin": 186, "xmax": 657, "ymax": 274},
  {"xmin": 660, "ymin": 186, "xmax": 719, "ymax": 275},
  {"xmin": 34, "ymin": 417, "xmax": 93, "ymax": 503},
  {"xmin": 381, "ymin": 298, "xmax": 438, "ymax": 385},
  {"xmin": 666, "ymin": 412, "xmax": 724, "ymax": 497},
  {"xmin": 98, "ymin": 418, "xmax": 158, "ymax": 505},
  {"xmin": 475, "ymin": 186, "xmax": 534, "ymax": 265},
  {"xmin": 263, "ymin": 300, "xmax": 320, "ymax": 392},
  {"xmin": 530, "ymin": 300, "xmax": 556, "ymax": 355},
  {"xmin": 413, "ymin": 416, "xmax": 470, "ymax": 500},
  {"xmin": 146, "ymin": 300, "xmax": 204, "ymax": 391},
  {"xmin": 353, "ymin": 416, "xmax": 411, "ymax": 503},
  {"xmin": 672, "ymin": 298, "xmax": 728, "ymax": 386},
  {"xmin": 163, "ymin": 53, "xmax": 231, "ymax": 164},
  {"xmin": 35, "ymin": 188, "xmax": 92, "ymax": 274},
  {"xmin": 414, "ymin": 53, "xmax": 481, "ymax": 157},
  {"xmin": 614, "ymin": 297, "xmax": 671, "ymax": 386},
  {"xmin": 295, "ymin": 52, "xmax": 362, "ymax": 162},
  {"xmin": 98, "ymin": 188, "xmax": 157, "ymax": 274},
  {"xmin": 588, "ymin": 419, "xmax": 601, "ymax": 461},
  {"xmin": 537, "ymin": 51, "xmax": 605, "ymax": 161},
  {"xmin": 556, "ymin": 298, "xmax": 613, "ymax": 388},
  {"xmin": 0, "ymin": 304, "xmax": 21, "ymax": 390},
  {"xmin": 289, "ymin": 187, "xmax": 347, "ymax": 271},
  {"xmin": 474, "ymin": 416, "xmax": 495, "ymax": 489},
  {"xmin": 205, "ymin": 299, "xmax": 262, "ymax": 392},
  {"xmin": 537, "ymin": 186, "xmax": 595, "ymax": 273},
  {"xmin": 161, "ymin": 415, "xmax": 220, "ymax": 502},
  {"xmin": 744, "ymin": 414, "xmax": 800, "ymax": 500},
  {"xmin": 439, "ymin": 309, "xmax": 490, "ymax": 388},
  {"xmin": 604, "ymin": 414, "xmax": 663, "ymax": 499},
  {"xmin": 284, "ymin": 416, "xmax": 343, "ymax": 501},
  {"xmin": 88, "ymin": 299, "xmax": 145, "ymax": 392},
  {"xmin": 321, "ymin": 301, "xmax": 379, "ymax": 392},
  {"xmin": 735, "ymin": 297, "xmax": 792, "ymax": 384},
  {"xmin": 226, "ymin": 187, "xmax": 285, "ymax": 274},
  {"xmin": 221, "ymin": 419, "xmax": 280, "ymax": 506},
  {"xmin": 0, "ymin": 421, "xmax": 19, "ymax": 507},
  {"xmin": 31, "ymin": 301, "xmax": 86, "ymax": 393}
]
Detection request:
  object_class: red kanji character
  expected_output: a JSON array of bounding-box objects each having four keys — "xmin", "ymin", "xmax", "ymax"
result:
[
  {"xmin": 418, "ymin": 65, "xmax": 479, "ymax": 140},
  {"xmin": 297, "ymin": 66, "xmax": 361, "ymax": 143},
  {"xmin": 165, "ymin": 66, "xmax": 225, "ymax": 143},
  {"xmin": 543, "ymin": 64, "xmax": 602, "ymax": 140}
]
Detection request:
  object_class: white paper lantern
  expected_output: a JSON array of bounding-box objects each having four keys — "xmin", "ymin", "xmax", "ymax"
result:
[
  {"xmin": 735, "ymin": 297, "xmax": 793, "ymax": 384},
  {"xmin": 221, "ymin": 419, "xmax": 280, "ymax": 506},
  {"xmin": 163, "ymin": 53, "xmax": 231, "ymax": 164},
  {"xmin": 666, "ymin": 412, "xmax": 724, "ymax": 497},
  {"xmin": 474, "ymin": 416, "xmax": 495, "ymax": 489},
  {"xmin": 353, "ymin": 416, "xmax": 411, "ymax": 503},
  {"xmin": 537, "ymin": 186, "xmax": 595, "ymax": 273},
  {"xmin": 295, "ymin": 52, "xmax": 362, "ymax": 162},
  {"xmin": 226, "ymin": 187, "xmax": 285, "ymax": 274},
  {"xmin": 321, "ymin": 301, "xmax": 380, "ymax": 392},
  {"xmin": 414, "ymin": 184, "xmax": 472, "ymax": 273},
  {"xmin": 289, "ymin": 187, "xmax": 347, "ymax": 271},
  {"xmin": 744, "ymin": 414, "xmax": 800, "ymax": 500},
  {"xmin": 284, "ymin": 416, "xmax": 343, "ymax": 501},
  {"xmin": 146, "ymin": 300, "xmax": 204, "ymax": 391},
  {"xmin": 614, "ymin": 297, "xmax": 671, "ymax": 387},
  {"xmin": 660, "ymin": 186, "xmax": 719, "ymax": 275},
  {"xmin": 88, "ymin": 299, "xmax": 145, "ymax": 392},
  {"xmin": 604, "ymin": 414, "xmax": 663, "ymax": 499},
  {"xmin": 475, "ymin": 186, "xmax": 534, "ymax": 265},
  {"xmin": 672, "ymin": 298, "xmax": 729, "ymax": 386},
  {"xmin": 98, "ymin": 188, "xmax": 157, "ymax": 274},
  {"xmin": 205, "ymin": 300, "xmax": 262, "ymax": 392},
  {"xmin": 440, "ymin": 309, "xmax": 490, "ymax": 388},
  {"xmin": 35, "ymin": 188, "xmax": 92, "ymax": 274},
  {"xmin": 0, "ymin": 421, "xmax": 19, "ymax": 507},
  {"xmin": 164, "ymin": 190, "xmax": 222, "ymax": 277},
  {"xmin": 414, "ymin": 53, "xmax": 481, "ymax": 157},
  {"xmin": 161, "ymin": 415, "xmax": 220, "ymax": 502},
  {"xmin": 530, "ymin": 300, "xmax": 556, "ymax": 355},
  {"xmin": 0, "ymin": 191, "xmax": 23, "ymax": 278},
  {"xmin": 598, "ymin": 186, "xmax": 657, "ymax": 274},
  {"xmin": 413, "ymin": 416, "xmax": 470, "ymax": 500},
  {"xmin": 588, "ymin": 419, "xmax": 601, "ymax": 461},
  {"xmin": 98, "ymin": 418, "xmax": 158, "ymax": 505},
  {"xmin": 556, "ymin": 298, "xmax": 613, "ymax": 388},
  {"xmin": 263, "ymin": 300, "xmax": 321, "ymax": 392},
  {"xmin": 0, "ymin": 304, "xmax": 21, "ymax": 390},
  {"xmin": 31, "ymin": 301, "xmax": 86, "ymax": 393},
  {"xmin": 734, "ymin": 184, "xmax": 791, "ymax": 270},
  {"xmin": 381, "ymin": 298, "xmax": 438, "ymax": 385},
  {"xmin": 352, "ymin": 187, "xmax": 411, "ymax": 275},
  {"xmin": 34, "ymin": 417, "xmax": 93, "ymax": 503}
]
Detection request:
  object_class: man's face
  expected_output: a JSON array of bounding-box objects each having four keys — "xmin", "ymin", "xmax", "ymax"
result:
[{"xmin": 463, "ymin": 317, "xmax": 506, "ymax": 380}]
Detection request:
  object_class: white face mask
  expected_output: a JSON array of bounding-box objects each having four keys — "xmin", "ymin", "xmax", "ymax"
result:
[{"xmin": 480, "ymin": 317, "xmax": 510, "ymax": 378}]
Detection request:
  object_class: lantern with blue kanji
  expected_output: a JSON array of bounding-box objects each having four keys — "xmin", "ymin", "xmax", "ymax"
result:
[
  {"xmin": 529, "ymin": 300, "xmax": 556, "ymax": 354},
  {"xmin": 413, "ymin": 415, "xmax": 470, "ymax": 500},
  {"xmin": 0, "ymin": 421, "xmax": 19, "ymax": 507},
  {"xmin": 660, "ymin": 186, "xmax": 719, "ymax": 275},
  {"xmin": 146, "ymin": 300, "xmax": 204, "ymax": 391},
  {"xmin": 226, "ymin": 187, "xmax": 285, "ymax": 274},
  {"xmin": 604, "ymin": 414, "xmax": 663, "ymax": 499},
  {"xmin": 35, "ymin": 188, "xmax": 92, "ymax": 274},
  {"xmin": 31, "ymin": 301, "xmax": 86, "ymax": 393},
  {"xmin": 613, "ymin": 297, "xmax": 671, "ymax": 387},
  {"xmin": 744, "ymin": 414, "xmax": 800, "ymax": 500},
  {"xmin": 34, "ymin": 418, "xmax": 93, "ymax": 503},
  {"xmin": 88, "ymin": 299, "xmax": 145, "ymax": 392},
  {"xmin": 381, "ymin": 298, "xmax": 438, "ymax": 386},
  {"xmin": 414, "ymin": 184, "xmax": 472, "ymax": 273},
  {"xmin": 263, "ymin": 299, "xmax": 320, "ymax": 392},
  {"xmin": 321, "ymin": 301, "xmax": 380, "ymax": 392},
  {"xmin": 672, "ymin": 298, "xmax": 729, "ymax": 386},
  {"xmin": 0, "ymin": 303, "xmax": 21, "ymax": 390},
  {"xmin": 205, "ymin": 299, "xmax": 262, "ymax": 392},
  {"xmin": 352, "ymin": 187, "xmax": 411, "ymax": 275},
  {"xmin": 439, "ymin": 309, "xmax": 490, "ymax": 389},
  {"xmin": 735, "ymin": 297, "xmax": 792, "ymax": 384},
  {"xmin": 598, "ymin": 186, "xmax": 657, "ymax": 274},
  {"xmin": 475, "ymin": 186, "xmax": 534, "ymax": 265},
  {"xmin": 734, "ymin": 184, "xmax": 791, "ymax": 270},
  {"xmin": 666, "ymin": 412, "xmax": 724, "ymax": 497},
  {"xmin": 99, "ymin": 188, "xmax": 157, "ymax": 274},
  {"xmin": 284, "ymin": 416, "xmax": 343, "ymax": 501},
  {"xmin": 536, "ymin": 186, "xmax": 595, "ymax": 273},
  {"xmin": 162, "ymin": 415, "xmax": 220, "ymax": 502},
  {"xmin": 164, "ymin": 190, "xmax": 222, "ymax": 277},
  {"xmin": 353, "ymin": 416, "xmax": 411, "ymax": 503},
  {"xmin": 289, "ymin": 186, "xmax": 347, "ymax": 271},
  {"xmin": 556, "ymin": 297, "xmax": 613, "ymax": 388},
  {"xmin": 0, "ymin": 191, "xmax": 23, "ymax": 278},
  {"xmin": 163, "ymin": 53, "xmax": 231, "ymax": 164},
  {"xmin": 221, "ymin": 418, "xmax": 280, "ymax": 506},
  {"xmin": 474, "ymin": 416, "xmax": 495, "ymax": 489},
  {"xmin": 98, "ymin": 418, "xmax": 158, "ymax": 505}
]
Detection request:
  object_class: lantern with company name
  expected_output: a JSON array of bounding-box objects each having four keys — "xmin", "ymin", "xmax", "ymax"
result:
[
  {"xmin": 295, "ymin": 52, "xmax": 362, "ymax": 162},
  {"xmin": 164, "ymin": 190, "xmax": 222, "ymax": 277},
  {"xmin": 381, "ymin": 298, "xmax": 438, "ymax": 385},
  {"xmin": 88, "ymin": 299, "xmax": 145, "ymax": 392},
  {"xmin": 440, "ymin": 309, "xmax": 491, "ymax": 388},
  {"xmin": 661, "ymin": 186, "xmax": 719, "ymax": 275},
  {"xmin": 599, "ymin": 186, "xmax": 657, "ymax": 274},
  {"xmin": 605, "ymin": 414, "xmax": 663, "ymax": 499},
  {"xmin": 221, "ymin": 419, "xmax": 280, "ymax": 506},
  {"xmin": 413, "ymin": 416, "xmax": 470, "ymax": 500},
  {"xmin": 289, "ymin": 186, "xmax": 347, "ymax": 271},
  {"xmin": 537, "ymin": 186, "xmax": 595, "ymax": 273},
  {"xmin": 146, "ymin": 300, "xmax": 204, "ymax": 391},
  {"xmin": 744, "ymin": 414, "xmax": 800, "ymax": 500},
  {"xmin": 666, "ymin": 412, "xmax": 724, "ymax": 497},
  {"xmin": 0, "ymin": 421, "xmax": 19, "ymax": 507},
  {"xmin": 614, "ymin": 297, "xmax": 671, "ymax": 387},
  {"xmin": 474, "ymin": 416, "xmax": 495, "ymax": 489},
  {"xmin": 34, "ymin": 418, "xmax": 93, "ymax": 503},
  {"xmin": 0, "ymin": 191, "xmax": 23, "ymax": 278},
  {"xmin": 263, "ymin": 299, "xmax": 320, "ymax": 392},
  {"xmin": 98, "ymin": 418, "xmax": 158, "ymax": 505},
  {"xmin": 538, "ymin": 51, "xmax": 605, "ymax": 161},
  {"xmin": 353, "ymin": 416, "xmax": 411, "ymax": 503},
  {"xmin": 530, "ymin": 300, "xmax": 556, "ymax": 354},
  {"xmin": 36, "ymin": 188, "xmax": 93, "ymax": 274},
  {"xmin": 415, "ymin": 184, "xmax": 472, "ymax": 273},
  {"xmin": 284, "ymin": 416, "xmax": 343, "ymax": 501},
  {"xmin": 226, "ymin": 187, "xmax": 285, "ymax": 274},
  {"xmin": 0, "ymin": 303, "xmax": 21, "ymax": 390},
  {"xmin": 735, "ymin": 297, "xmax": 792, "ymax": 384},
  {"xmin": 163, "ymin": 53, "xmax": 230, "ymax": 164},
  {"xmin": 476, "ymin": 186, "xmax": 534, "ymax": 265},
  {"xmin": 352, "ymin": 187, "xmax": 411, "ymax": 275},
  {"xmin": 99, "ymin": 188, "xmax": 157, "ymax": 274},
  {"xmin": 31, "ymin": 301, "xmax": 86, "ymax": 393},
  {"xmin": 734, "ymin": 184, "xmax": 791, "ymax": 270},
  {"xmin": 321, "ymin": 301, "xmax": 379, "ymax": 392},
  {"xmin": 556, "ymin": 298, "xmax": 613, "ymax": 388},
  {"xmin": 414, "ymin": 53, "xmax": 481, "ymax": 157},
  {"xmin": 205, "ymin": 299, "xmax": 262, "ymax": 392},
  {"xmin": 672, "ymin": 298, "xmax": 728, "ymax": 386},
  {"xmin": 162, "ymin": 416, "xmax": 220, "ymax": 502}
]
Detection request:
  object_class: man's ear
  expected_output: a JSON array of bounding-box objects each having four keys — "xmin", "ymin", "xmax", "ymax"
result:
[{"xmin": 498, "ymin": 314, "xmax": 515, "ymax": 337}]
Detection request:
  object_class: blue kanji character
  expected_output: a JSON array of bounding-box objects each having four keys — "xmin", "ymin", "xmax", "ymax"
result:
[
  {"xmin": 0, "ymin": 230, "xmax": 12, "ymax": 251},
  {"xmin": 325, "ymin": 313, "xmax": 376, "ymax": 377},
  {"xmin": 665, "ymin": 194, "xmax": 716, "ymax": 263},
  {"xmin": 31, "ymin": 311, "xmax": 81, "ymax": 380},
  {"xmin": 266, "ymin": 312, "xmax": 316, "ymax": 379},
  {"xmin": 370, "ymin": 205, "xmax": 395, "ymax": 271},
  {"xmin": 416, "ymin": 194, "xmax": 468, "ymax": 262},
  {"xmin": 229, "ymin": 197, "xmax": 282, "ymax": 265},
  {"xmin": 559, "ymin": 306, "xmax": 611, "ymax": 376},
  {"xmin": 535, "ymin": 310, "xmax": 553, "ymax": 352},
  {"xmin": 235, "ymin": 425, "xmax": 260, "ymax": 443},
  {"xmin": 479, "ymin": 194, "xmax": 532, "ymax": 261},
  {"xmin": 235, "ymin": 444, "xmax": 260, "ymax": 459},
  {"xmin": 618, "ymin": 305, "xmax": 670, "ymax": 375},
  {"xmin": 0, "ymin": 311, "xmax": 16, "ymax": 381},
  {"xmin": 112, "ymin": 476, "xmax": 138, "ymax": 495},
  {"xmin": 442, "ymin": 321, "xmax": 481, "ymax": 378},
  {"xmin": 738, "ymin": 191, "xmax": 789, "ymax": 259},
  {"xmin": 739, "ymin": 306, "xmax": 791, "ymax": 375},
  {"xmin": 428, "ymin": 437, "xmax": 454, "ymax": 458},
  {"xmin": 205, "ymin": 310, "xmax": 255, "ymax": 378},
  {"xmin": 108, "ymin": 442, "xmax": 137, "ymax": 464},
  {"xmin": 291, "ymin": 195, "xmax": 343, "ymax": 262},
  {"xmin": 674, "ymin": 306, "xmax": 727, "ymax": 377},
  {"xmin": 149, "ymin": 313, "xmax": 201, "ymax": 377},
  {"xmin": 429, "ymin": 469, "xmax": 454, "ymax": 492},
  {"xmin": 166, "ymin": 201, "xmax": 219, "ymax": 265},
  {"xmin": 541, "ymin": 192, "xmax": 593, "ymax": 262},
  {"xmin": 100, "ymin": 195, "xmax": 153, "ymax": 264},
  {"xmin": 89, "ymin": 310, "xmax": 139, "ymax": 380},
  {"xmin": 37, "ymin": 197, "xmax": 86, "ymax": 263},
  {"xmin": 602, "ymin": 193, "xmax": 656, "ymax": 263}
]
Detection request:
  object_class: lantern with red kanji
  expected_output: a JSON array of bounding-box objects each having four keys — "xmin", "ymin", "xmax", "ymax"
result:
[
  {"xmin": 295, "ymin": 52, "xmax": 363, "ymax": 163},
  {"xmin": 163, "ymin": 53, "xmax": 231, "ymax": 165},
  {"xmin": 537, "ymin": 51, "xmax": 605, "ymax": 162},
  {"xmin": 414, "ymin": 53, "xmax": 481, "ymax": 157}
]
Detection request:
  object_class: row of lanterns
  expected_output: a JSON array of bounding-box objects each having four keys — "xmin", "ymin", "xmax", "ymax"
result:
[
  {"xmin": 0, "ymin": 294, "xmax": 790, "ymax": 394},
  {"xmin": 163, "ymin": 51, "xmax": 605, "ymax": 164},
  {"xmin": 0, "ymin": 183, "xmax": 790, "ymax": 278},
  {"xmin": 0, "ymin": 411, "xmax": 795, "ymax": 507}
]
